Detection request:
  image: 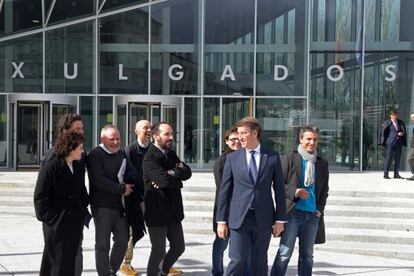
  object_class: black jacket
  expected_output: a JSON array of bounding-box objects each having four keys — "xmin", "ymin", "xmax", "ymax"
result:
[
  {"xmin": 143, "ymin": 144, "xmax": 191, "ymax": 227},
  {"xmin": 212, "ymin": 149, "xmax": 232, "ymax": 232},
  {"xmin": 34, "ymin": 157, "xmax": 89, "ymax": 228},
  {"xmin": 379, "ymin": 119, "xmax": 407, "ymax": 147},
  {"xmin": 281, "ymin": 151, "xmax": 329, "ymax": 244},
  {"xmin": 124, "ymin": 141, "xmax": 147, "ymax": 244}
]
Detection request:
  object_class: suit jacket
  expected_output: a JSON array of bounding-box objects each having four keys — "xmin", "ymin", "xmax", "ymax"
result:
[
  {"xmin": 216, "ymin": 147, "xmax": 287, "ymax": 230},
  {"xmin": 380, "ymin": 119, "xmax": 407, "ymax": 147},
  {"xmin": 212, "ymin": 149, "xmax": 232, "ymax": 232},
  {"xmin": 143, "ymin": 144, "xmax": 192, "ymax": 227},
  {"xmin": 281, "ymin": 151, "xmax": 329, "ymax": 244},
  {"xmin": 34, "ymin": 157, "xmax": 89, "ymax": 230}
]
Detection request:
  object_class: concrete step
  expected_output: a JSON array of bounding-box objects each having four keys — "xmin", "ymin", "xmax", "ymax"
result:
[
  {"xmin": 316, "ymin": 241, "xmax": 414, "ymax": 260},
  {"xmin": 325, "ymin": 205, "xmax": 414, "ymax": 219},
  {"xmin": 326, "ymin": 227, "xmax": 414, "ymax": 244},
  {"xmin": 325, "ymin": 216, "xmax": 414, "ymax": 231}
]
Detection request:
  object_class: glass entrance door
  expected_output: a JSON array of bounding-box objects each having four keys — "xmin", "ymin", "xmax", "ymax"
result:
[
  {"xmin": 162, "ymin": 105, "xmax": 180, "ymax": 153},
  {"xmin": 17, "ymin": 104, "xmax": 43, "ymax": 166}
]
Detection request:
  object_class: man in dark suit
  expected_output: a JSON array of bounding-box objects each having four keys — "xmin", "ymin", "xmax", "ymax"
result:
[
  {"xmin": 120, "ymin": 120, "xmax": 151, "ymax": 275},
  {"xmin": 216, "ymin": 117, "xmax": 287, "ymax": 276},
  {"xmin": 380, "ymin": 110, "xmax": 407, "ymax": 179},
  {"xmin": 212, "ymin": 127, "xmax": 241, "ymax": 276},
  {"xmin": 271, "ymin": 125, "xmax": 329, "ymax": 276},
  {"xmin": 143, "ymin": 122, "xmax": 192, "ymax": 276}
]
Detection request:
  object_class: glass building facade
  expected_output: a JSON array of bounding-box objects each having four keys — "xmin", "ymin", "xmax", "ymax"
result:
[{"xmin": 0, "ymin": 0, "xmax": 413, "ymax": 171}]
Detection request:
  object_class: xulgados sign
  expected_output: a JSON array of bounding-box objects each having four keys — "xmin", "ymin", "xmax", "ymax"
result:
[{"xmin": 9, "ymin": 62, "xmax": 398, "ymax": 82}]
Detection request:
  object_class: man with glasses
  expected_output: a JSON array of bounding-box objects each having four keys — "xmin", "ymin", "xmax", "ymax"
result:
[
  {"xmin": 216, "ymin": 117, "xmax": 287, "ymax": 275},
  {"xmin": 212, "ymin": 127, "xmax": 242, "ymax": 276}
]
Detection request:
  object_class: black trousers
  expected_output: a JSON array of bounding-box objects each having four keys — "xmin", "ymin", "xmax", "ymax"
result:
[{"xmin": 147, "ymin": 222, "xmax": 185, "ymax": 276}]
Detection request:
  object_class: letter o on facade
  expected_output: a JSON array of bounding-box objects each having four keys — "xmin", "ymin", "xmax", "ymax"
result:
[{"xmin": 326, "ymin": 64, "xmax": 344, "ymax": 82}]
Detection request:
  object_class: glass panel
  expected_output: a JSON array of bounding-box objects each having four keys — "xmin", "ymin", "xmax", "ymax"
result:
[
  {"xmin": 0, "ymin": 95, "xmax": 6, "ymax": 166},
  {"xmin": 204, "ymin": 0, "xmax": 254, "ymax": 95},
  {"xmin": 163, "ymin": 106, "xmax": 179, "ymax": 153},
  {"xmin": 101, "ymin": 0, "xmax": 147, "ymax": 12},
  {"xmin": 257, "ymin": 0, "xmax": 306, "ymax": 96},
  {"xmin": 17, "ymin": 104, "xmax": 41, "ymax": 166},
  {"xmin": 311, "ymin": 0, "xmax": 363, "ymax": 51},
  {"xmin": 129, "ymin": 103, "xmax": 149, "ymax": 143},
  {"xmin": 48, "ymin": 0, "xmax": 94, "ymax": 25},
  {"xmin": 0, "ymin": 0, "xmax": 42, "ymax": 36},
  {"xmin": 51, "ymin": 104, "xmax": 75, "ymax": 144},
  {"xmin": 222, "ymin": 98, "xmax": 249, "ymax": 138},
  {"xmin": 100, "ymin": 8, "xmax": 149, "ymax": 94},
  {"xmin": 184, "ymin": 98, "xmax": 201, "ymax": 167},
  {"xmin": 46, "ymin": 21, "xmax": 94, "ymax": 94},
  {"xmin": 363, "ymin": 51, "xmax": 414, "ymax": 171},
  {"xmin": 256, "ymin": 98, "xmax": 306, "ymax": 154},
  {"xmin": 151, "ymin": 0, "xmax": 200, "ymax": 95},
  {"xmin": 117, "ymin": 105, "xmax": 127, "ymax": 147},
  {"xmin": 0, "ymin": 33, "xmax": 43, "ymax": 93},
  {"xmin": 98, "ymin": 96, "xmax": 113, "ymax": 143},
  {"xmin": 309, "ymin": 52, "xmax": 361, "ymax": 171},
  {"xmin": 203, "ymin": 98, "xmax": 219, "ymax": 168},
  {"xmin": 80, "ymin": 96, "xmax": 94, "ymax": 152}
]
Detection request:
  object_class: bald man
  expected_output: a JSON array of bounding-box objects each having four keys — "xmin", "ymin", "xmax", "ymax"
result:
[{"xmin": 120, "ymin": 120, "xmax": 151, "ymax": 275}]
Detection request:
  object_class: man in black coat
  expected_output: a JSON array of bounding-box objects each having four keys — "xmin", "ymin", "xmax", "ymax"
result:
[
  {"xmin": 120, "ymin": 120, "xmax": 151, "ymax": 275},
  {"xmin": 380, "ymin": 110, "xmax": 407, "ymax": 179},
  {"xmin": 143, "ymin": 122, "xmax": 191, "ymax": 276},
  {"xmin": 211, "ymin": 127, "xmax": 241, "ymax": 276},
  {"xmin": 271, "ymin": 125, "xmax": 329, "ymax": 276}
]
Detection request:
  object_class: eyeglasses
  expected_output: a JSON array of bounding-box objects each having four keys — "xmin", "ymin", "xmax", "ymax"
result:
[{"xmin": 228, "ymin": 138, "xmax": 240, "ymax": 142}]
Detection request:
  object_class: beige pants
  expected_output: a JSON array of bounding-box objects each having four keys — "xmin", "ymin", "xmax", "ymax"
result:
[{"xmin": 123, "ymin": 228, "xmax": 134, "ymax": 265}]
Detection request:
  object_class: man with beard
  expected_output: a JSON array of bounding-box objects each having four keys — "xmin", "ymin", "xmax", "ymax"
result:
[
  {"xmin": 88, "ymin": 125, "xmax": 136, "ymax": 276},
  {"xmin": 120, "ymin": 120, "xmax": 151, "ymax": 276},
  {"xmin": 143, "ymin": 122, "xmax": 192, "ymax": 276}
]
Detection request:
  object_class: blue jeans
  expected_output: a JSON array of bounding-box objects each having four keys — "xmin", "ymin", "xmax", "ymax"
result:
[{"xmin": 271, "ymin": 209, "xmax": 320, "ymax": 276}]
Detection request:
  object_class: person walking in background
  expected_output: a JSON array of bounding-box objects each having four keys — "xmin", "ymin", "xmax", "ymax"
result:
[
  {"xmin": 407, "ymin": 113, "xmax": 414, "ymax": 181},
  {"xmin": 216, "ymin": 117, "xmax": 287, "ymax": 276},
  {"xmin": 88, "ymin": 125, "xmax": 137, "ymax": 276},
  {"xmin": 271, "ymin": 126, "xmax": 329, "ymax": 276},
  {"xmin": 34, "ymin": 131, "xmax": 88, "ymax": 276},
  {"xmin": 380, "ymin": 110, "xmax": 407, "ymax": 179},
  {"xmin": 120, "ymin": 120, "xmax": 151, "ymax": 275},
  {"xmin": 39, "ymin": 113, "xmax": 87, "ymax": 276},
  {"xmin": 143, "ymin": 122, "xmax": 191, "ymax": 276},
  {"xmin": 212, "ymin": 127, "xmax": 242, "ymax": 276}
]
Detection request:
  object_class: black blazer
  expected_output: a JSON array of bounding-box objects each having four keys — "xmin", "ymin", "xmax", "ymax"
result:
[
  {"xmin": 281, "ymin": 151, "xmax": 329, "ymax": 244},
  {"xmin": 379, "ymin": 119, "xmax": 407, "ymax": 147},
  {"xmin": 143, "ymin": 144, "xmax": 191, "ymax": 227},
  {"xmin": 34, "ymin": 157, "xmax": 89, "ymax": 229}
]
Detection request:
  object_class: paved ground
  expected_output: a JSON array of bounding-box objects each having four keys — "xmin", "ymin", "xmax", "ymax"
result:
[{"xmin": 1, "ymin": 171, "xmax": 414, "ymax": 275}]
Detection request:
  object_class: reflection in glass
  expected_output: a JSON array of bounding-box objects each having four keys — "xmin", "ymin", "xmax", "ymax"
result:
[
  {"xmin": 46, "ymin": 21, "xmax": 94, "ymax": 94},
  {"xmin": 151, "ymin": 0, "xmax": 200, "ymax": 95},
  {"xmin": 204, "ymin": 0, "xmax": 254, "ymax": 95},
  {"xmin": 100, "ymin": 9, "xmax": 149, "ymax": 94},
  {"xmin": 17, "ymin": 104, "xmax": 41, "ymax": 166},
  {"xmin": 222, "ymin": 98, "xmax": 249, "ymax": 135},
  {"xmin": 0, "ymin": 95, "xmax": 6, "ymax": 166},
  {"xmin": 0, "ymin": 33, "xmax": 43, "ymax": 93},
  {"xmin": 256, "ymin": 98, "xmax": 305, "ymax": 154},
  {"xmin": 203, "ymin": 98, "xmax": 219, "ymax": 168},
  {"xmin": 184, "ymin": 98, "xmax": 201, "ymax": 167},
  {"xmin": 0, "ymin": 0, "xmax": 42, "ymax": 36},
  {"xmin": 309, "ymin": 53, "xmax": 361, "ymax": 171},
  {"xmin": 98, "ymin": 97, "xmax": 113, "ymax": 142},
  {"xmin": 47, "ymin": 0, "xmax": 94, "ymax": 25},
  {"xmin": 363, "ymin": 52, "xmax": 414, "ymax": 171},
  {"xmin": 101, "ymin": 0, "xmax": 147, "ymax": 12},
  {"xmin": 80, "ymin": 96, "xmax": 94, "ymax": 152}
]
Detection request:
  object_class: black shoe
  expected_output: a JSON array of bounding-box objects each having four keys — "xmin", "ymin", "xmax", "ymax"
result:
[
  {"xmin": 384, "ymin": 175, "xmax": 391, "ymax": 179},
  {"xmin": 394, "ymin": 175, "xmax": 404, "ymax": 179},
  {"xmin": 407, "ymin": 175, "xmax": 414, "ymax": 181}
]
